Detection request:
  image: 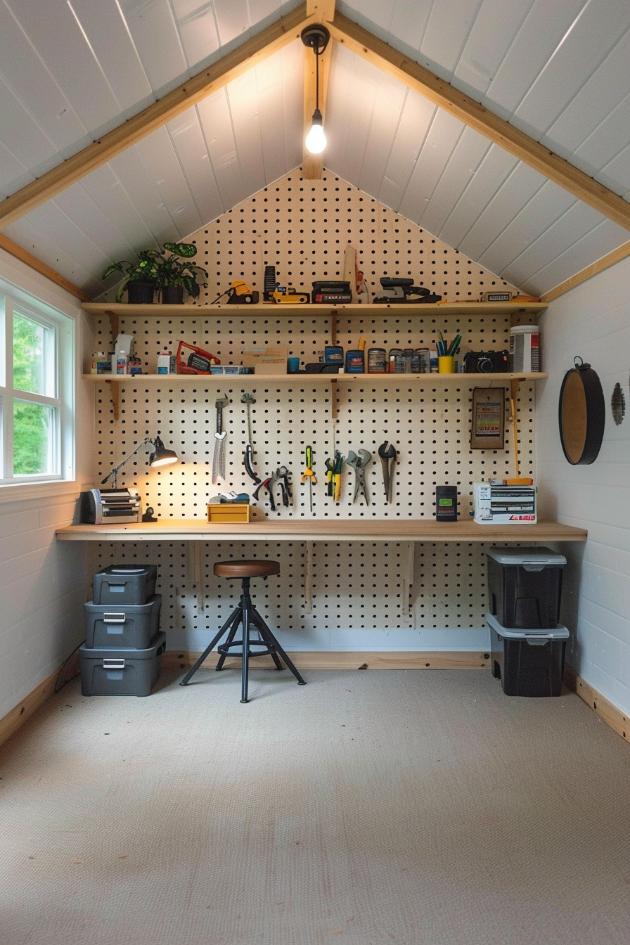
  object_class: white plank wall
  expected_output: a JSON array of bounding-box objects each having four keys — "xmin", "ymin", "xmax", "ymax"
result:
[
  {"xmin": 536, "ymin": 256, "xmax": 630, "ymax": 715},
  {"xmin": 0, "ymin": 250, "xmax": 93, "ymax": 719}
]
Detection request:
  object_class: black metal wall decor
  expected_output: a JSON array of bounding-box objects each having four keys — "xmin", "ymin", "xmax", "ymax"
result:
[
  {"xmin": 558, "ymin": 356, "xmax": 605, "ymax": 465},
  {"xmin": 612, "ymin": 382, "xmax": 625, "ymax": 425}
]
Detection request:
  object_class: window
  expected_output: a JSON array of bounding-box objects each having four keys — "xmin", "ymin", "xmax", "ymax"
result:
[{"xmin": 0, "ymin": 282, "xmax": 75, "ymax": 484}]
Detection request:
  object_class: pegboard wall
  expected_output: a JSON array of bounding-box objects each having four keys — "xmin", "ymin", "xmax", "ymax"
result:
[{"xmin": 91, "ymin": 168, "xmax": 536, "ymax": 651}]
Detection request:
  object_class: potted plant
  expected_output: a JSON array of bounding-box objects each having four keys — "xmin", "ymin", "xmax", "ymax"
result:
[
  {"xmin": 155, "ymin": 242, "xmax": 208, "ymax": 303},
  {"xmin": 102, "ymin": 250, "xmax": 160, "ymax": 303}
]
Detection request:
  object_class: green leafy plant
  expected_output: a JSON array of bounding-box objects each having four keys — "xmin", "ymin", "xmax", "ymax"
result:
[
  {"xmin": 102, "ymin": 249, "xmax": 161, "ymax": 301},
  {"xmin": 155, "ymin": 242, "xmax": 208, "ymax": 299}
]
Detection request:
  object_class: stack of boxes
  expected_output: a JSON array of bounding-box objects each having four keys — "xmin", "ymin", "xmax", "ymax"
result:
[
  {"xmin": 486, "ymin": 548, "xmax": 569, "ymax": 697},
  {"xmin": 79, "ymin": 565, "xmax": 165, "ymax": 697}
]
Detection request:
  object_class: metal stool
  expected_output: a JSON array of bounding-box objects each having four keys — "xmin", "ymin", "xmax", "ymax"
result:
[{"xmin": 179, "ymin": 560, "xmax": 306, "ymax": 702}]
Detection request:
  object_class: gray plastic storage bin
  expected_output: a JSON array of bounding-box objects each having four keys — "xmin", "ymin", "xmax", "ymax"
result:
[
  {"xmin": 487, "ymin": 547, "xmax": 566, "ymax": 628},
  {"xmin": 93, "ymin": 564, "xmax": 157, "ymax": 604},
  {"xmin": 84, "ymin": 595, "xmax": 161, "ymax": 649},
  {"xmin": 487, "ymin": 613, "xmax": 569, "ymax": 697},
  {"xmin": 80, "ymin": 632, "xmax": 165, "ymax": 697}
]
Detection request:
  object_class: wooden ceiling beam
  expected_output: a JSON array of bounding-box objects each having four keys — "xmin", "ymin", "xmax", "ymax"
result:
[
  {"xmin": 0, "ymin": 4, "xmax": 313, "ymax": 229},
  {"xmin": 302, "ymin": 2, "xmax": 335, "ymax": 180},
  {"xmin": 330, "ymin": 12, "xmax": 630, "ymax": 232},
  {"xmin": 541, "ymin": 240, "xmax": 630, "ymax": 302},
  {"xmin": 0, "ymin": 235, "xmax": 88, "ymax": 301}
]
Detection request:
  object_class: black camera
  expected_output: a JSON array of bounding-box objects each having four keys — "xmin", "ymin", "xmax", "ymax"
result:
[{"xmin": 462, "ymin": 350, "xmax": 509, "ymax": 373}]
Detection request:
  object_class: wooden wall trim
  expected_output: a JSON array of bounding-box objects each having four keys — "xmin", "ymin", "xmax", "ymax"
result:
[
  {"xmin": 541, "ymin": 240, "xmax": 630, "ymax": 302},
  {"xmin": 564, "ymin": 666, "xmax": 629, "ymax": 745},
  {"xmin": 0, "ymin": 652, "xmax": 79, "ymax": 751},
  {"xmin": 163, "ymin": 649, "xmax": 488, "ymax": 671},
  {"xmin": 0, "ymin": 235, "xmax": 88, "ymax": 301}
]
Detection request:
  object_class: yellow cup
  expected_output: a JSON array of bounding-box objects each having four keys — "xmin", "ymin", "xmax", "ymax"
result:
[{"xmin": 438, "ymin": 355, "xmax": 455, "ymax": 374}]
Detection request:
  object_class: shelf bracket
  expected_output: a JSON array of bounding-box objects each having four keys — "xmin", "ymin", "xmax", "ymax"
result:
[
  {"xmin": 330, "ymin": 377, "xmax": 338, "ymax": 420},
  {"xmin": 108, "ymin": 380, "xmax": 120, "ymax": 421},
  {"xmin": 304, "ymin": 541, "xmax": 314, "ymax": 613},
  {"xmin": 105, "ymin": 309, "xmax": 119, "ymax": 348},
  {"xmin": 330, "ymin": 310, "xmax": 338, "ymax": 346}
]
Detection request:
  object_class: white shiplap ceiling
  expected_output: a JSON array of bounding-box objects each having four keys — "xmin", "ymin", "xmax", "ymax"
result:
[{"xmin": 1, "ymin": 0, "xmax": 630, "ymax": 296}]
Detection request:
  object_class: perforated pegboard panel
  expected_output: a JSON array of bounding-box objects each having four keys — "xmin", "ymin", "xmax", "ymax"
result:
[
  {"xmin": 187, "ymin": 168, "xmax": 517, "ymax": 302},
  {"xmin": 91, "ymin": 169, "xmax": 536, "ymax": 647}
]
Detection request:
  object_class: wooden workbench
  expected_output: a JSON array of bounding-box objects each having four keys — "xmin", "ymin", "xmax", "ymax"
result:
[{"xmin": 56, "ymin": 519, "xmax": 587, "ymax": 543}]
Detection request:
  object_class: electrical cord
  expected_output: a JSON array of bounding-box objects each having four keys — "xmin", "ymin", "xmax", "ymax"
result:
[{"xmin": 54, "ymin": 639, "xmax": 85, "ymax": 693}]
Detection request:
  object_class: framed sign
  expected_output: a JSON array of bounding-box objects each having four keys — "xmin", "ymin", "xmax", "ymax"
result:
[{"xmin": 471, "ymin": 387, "xmax": 505, "ymax": 449}]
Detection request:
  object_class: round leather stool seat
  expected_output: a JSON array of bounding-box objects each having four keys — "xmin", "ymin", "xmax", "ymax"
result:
[{"xmin": 214, "ymin": 559, "xmax": 280, "ymax": 579}]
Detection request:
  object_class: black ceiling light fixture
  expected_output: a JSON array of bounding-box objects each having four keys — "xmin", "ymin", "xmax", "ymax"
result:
[{"xmin": 301, "ymin": 24, "xmax": 330, "ymax": 155}]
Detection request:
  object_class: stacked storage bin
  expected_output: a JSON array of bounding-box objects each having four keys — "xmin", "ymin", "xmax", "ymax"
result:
[
  {"xmin": 486, "ymin": 548, "xmax": 569, "ymax": 697},
  {"xmin": 80, "ymin": 565, "xmax": 165, "ymax": 697}
]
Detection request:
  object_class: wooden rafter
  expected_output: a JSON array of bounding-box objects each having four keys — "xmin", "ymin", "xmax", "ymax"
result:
[
  {"xmin": 541, "ymin": 240, "xmax": 630, "ymax": 302},
  {"xmin": 0, "ymin": 4, "xmax": 313, "ymax": 229},
  {"xmin": 303, "ymin": 1, "xmax": 335, "ymax": 179},
  {"xmin": 330, "ymin": 12, "xmax": 630, "ymax": 232},
  {"xmin": 0, "ymin": 235, "xmax": 88, "ymax": 300}
]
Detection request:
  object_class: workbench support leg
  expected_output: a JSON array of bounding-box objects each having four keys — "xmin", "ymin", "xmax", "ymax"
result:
[
  {"xmin": 191, "ymin": 543, "xmax": 205, "ymax": 613},
  {"xmin": 404, "ymin": 542, "xmax": 415, "ymax": 618},
  {"xmin": 304, "ymin": 540, "xmax": 314, "ymax": 613}
]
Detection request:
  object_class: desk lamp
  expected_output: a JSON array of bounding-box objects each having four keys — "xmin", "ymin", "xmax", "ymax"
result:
[{"xmin": 101, "ymin": 435, "xmax": 178, "ymax": 488}]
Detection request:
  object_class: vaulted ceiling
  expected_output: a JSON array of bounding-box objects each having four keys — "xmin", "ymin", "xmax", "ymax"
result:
[{"xmin": 0, "ymin": 0, "xmax": 629, "ymax": 298}]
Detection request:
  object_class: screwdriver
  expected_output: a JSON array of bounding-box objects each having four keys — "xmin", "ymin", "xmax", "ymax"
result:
[{"xmin": 301, "ymin": 445, "xmax": 317, "ymax": 513}]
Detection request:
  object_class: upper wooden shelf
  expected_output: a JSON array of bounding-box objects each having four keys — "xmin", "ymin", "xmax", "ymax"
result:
[
  {"xmin": 56, "ymin": 519, "xmax": 586, "ymax": 544},
  {"xmin": 82, "ymin": 301, "xmax": 546, "ymax": 318},
  {"xmin": 83, "ymin": 371, "xmax": 546, "ymax": 385}
]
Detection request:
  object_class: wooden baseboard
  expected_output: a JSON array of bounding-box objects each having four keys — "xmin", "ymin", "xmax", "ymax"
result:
[
  {"xmin": 564, "ymin": 666, "xmax": 629, "ymax": 744},
  {"xmin": 0, "ymin": 651, "xmax": 80, "ymax": 751},
  {"xmin": 162, "ymin": 649, "xmax": 488, "ymax": 671}
]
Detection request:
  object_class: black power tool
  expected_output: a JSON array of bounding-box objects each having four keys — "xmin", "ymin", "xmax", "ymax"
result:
[{"xmin": 374, "ymin": 277, "xmax": 442, "ymax": 304}]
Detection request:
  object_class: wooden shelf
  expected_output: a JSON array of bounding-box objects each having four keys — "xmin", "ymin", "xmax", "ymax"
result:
[
  {"xmin": 56, "ymin": 519, "xmax": 586, "ymax": 544},
  {"xmin": 83, "ymin": 301, "xmax": 546, "ymax": 318},
  {"xmin": 84, "ymin": 371, "xmax": 546, "ymax": 385}
]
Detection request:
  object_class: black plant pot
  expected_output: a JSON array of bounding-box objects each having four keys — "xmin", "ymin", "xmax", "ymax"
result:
[
  {"xmin": 161, "ymin": 285, "xmax": 184, "ymax": 304},
  {"xmin": 126, "ymin": 279, "xmax": 155, "ymax": 304}
]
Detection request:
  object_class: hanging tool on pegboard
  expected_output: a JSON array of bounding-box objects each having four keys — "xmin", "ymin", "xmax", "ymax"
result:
[
  {"xmin": 301, "ymin": 446, "xmax": 316, "ymax": 513},
  {"xmin": 347, "ymin": 449, "xmax": 372, "ymax": 505},
  {"xmin": 241, "ymin": 391, "xmax": 261, "ymax": 485},
  {"xmin": 378, "ymin": 441, "xmax": 397, "ymax": 504},
  {"xmin": 211, "ymin": 394, "xmax": 229, "ymax": 483}
]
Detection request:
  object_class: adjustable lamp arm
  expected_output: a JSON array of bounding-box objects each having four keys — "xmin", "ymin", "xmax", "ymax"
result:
[{"xmin": 101, "ymin": 438, "xmax": 153, "ymax": 487}]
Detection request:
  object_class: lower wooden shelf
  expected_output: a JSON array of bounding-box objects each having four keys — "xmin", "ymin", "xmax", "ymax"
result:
[{"xmin": 56, "ymin": 519, "xmax": 586, "ymax": 543}]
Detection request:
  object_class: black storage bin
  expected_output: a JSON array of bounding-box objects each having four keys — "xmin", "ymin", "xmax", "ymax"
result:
[
  {"xmin": 93, "ymin": 564, "xmax": 157, "ymax": 604},
  {"xmin": 487, "ymin": 614, "xmax": 569, "ymax": 697},
  {"xmin": 487, "ymin": 547, "xmax": 566, "ymax": 628},
  {"xmin": 84, "ymin": 595, "xmax": 161, "ymax": 649},
  {"xmin": 80, "ymin": 632, "xmax": 165, "ymax": 697}
]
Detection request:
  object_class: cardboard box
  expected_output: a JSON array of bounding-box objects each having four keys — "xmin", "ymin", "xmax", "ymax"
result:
[{"xmin": 241, "ymin": 345, "xmax": 288, "ymax": 375}]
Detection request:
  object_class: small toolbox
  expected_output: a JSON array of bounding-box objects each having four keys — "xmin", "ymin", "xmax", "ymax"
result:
[
  {"xmin": 93, "ymin": 564, "xmax": 157, "ymax": 604},
  {"xmin": 84, "ymin": 595, "xmax": 161, "ymax": 649},
  {"xmin": 207, "ymin": 503, "xmax": 251, "ymax": 523},
  {"xmin": 79, "ymin": 632, "xmax": 166, "ymax": 697}
]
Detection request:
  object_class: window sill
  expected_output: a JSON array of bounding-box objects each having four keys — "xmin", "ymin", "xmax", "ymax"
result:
[{"xmin": 0, "ymin": 480, "xmax": 83, "ymax": 506}]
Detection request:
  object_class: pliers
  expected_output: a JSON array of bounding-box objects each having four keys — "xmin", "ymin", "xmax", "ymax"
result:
[
  {"xmin": 253, "ymin": 476, "xmax": 276, "ymax": 511},
  {"xmin": 275, "ymin": 465, "xmax": 292, "ymax": 507},
  {"xmin": 378, "ymin": 441, "xmax": 397, "ymax": 504},
  {"xmin": 347, "ymin": 449, "xmax": 372, "ymax": 505}
]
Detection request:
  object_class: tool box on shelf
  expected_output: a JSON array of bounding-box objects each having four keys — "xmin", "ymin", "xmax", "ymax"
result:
[
  {"xmin": 79, "ymin": 632, "xmax": 166, "ymax": 697},
  {"xmin": 487, "ymin": 614, "xmax": 569, "ymax": 697},
  {"xmin": 84, "ymin": 595, "xmax": 161, "ymax": 649},
  {"xmin": 487, "ymin": 547, "xmax": 566, "ymax": 628},
  {"xmin": 207, "ymin": 503, "xmax": 251, "ymax": 523},
  {"xmin": 92, "ymin": 564, "xmax": 157, "ymax": 604}
]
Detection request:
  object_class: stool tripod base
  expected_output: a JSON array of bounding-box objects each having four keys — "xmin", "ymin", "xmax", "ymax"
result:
[{"xmin": 179, "ymin": 576, "xmax": 306, "ymax": 702}]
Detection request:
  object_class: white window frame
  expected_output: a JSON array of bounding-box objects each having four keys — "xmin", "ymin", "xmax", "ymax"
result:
[{"xmin": 0, "ymin": 281, "xmax": 75, "ymax": 485}]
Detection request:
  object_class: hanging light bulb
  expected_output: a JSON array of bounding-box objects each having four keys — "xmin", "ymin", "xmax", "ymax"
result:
[
  {"xmin": 305, "ymin": 108, "xmax": 327, "ymax": 154},
  {"xmin": 301, "ymin": 25, "xmax": 330, "ymax": 157}
]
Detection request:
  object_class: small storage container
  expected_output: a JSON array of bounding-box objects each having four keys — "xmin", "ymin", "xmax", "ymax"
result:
[
  {"xmin": 487, "ymin": 614, "xmax": 569, "ymax": 697},
  {"xmin": 84, "ymin": 595, "xmax": 161, "ymax": 649},
  {"xmin": 207, "ymin": 503, "xmax": 251, "ymax": 523},
  {"xmin": 487, "ymin": 547, "xmax": 566, "ymax": 629},
  {"xmin": 80, "ymin": 632, "xmax": 165, "ymax": 697},
  {"xmin": 93, "ymin": 564, "xmax": 157, "ymax": 604}
]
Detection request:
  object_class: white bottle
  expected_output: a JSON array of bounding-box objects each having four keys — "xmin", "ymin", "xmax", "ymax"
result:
[{"xmin": 157, "ymin": 350, "xmax": 171, "ymax": 375}]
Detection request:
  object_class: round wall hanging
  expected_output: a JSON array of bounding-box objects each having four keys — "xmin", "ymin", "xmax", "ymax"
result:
[{"xmin": 558, "ymin": 356, "xmax": 605, "ymax": 465}]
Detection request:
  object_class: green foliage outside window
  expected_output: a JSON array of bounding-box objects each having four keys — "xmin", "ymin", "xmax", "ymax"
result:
[{"xmin": 12, "ymin": 315, "xmax": 52, "ymax": 475}]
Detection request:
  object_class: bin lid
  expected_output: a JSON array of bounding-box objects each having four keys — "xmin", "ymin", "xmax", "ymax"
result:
[
  {"xmin": 80, "ymin": 631, "xmax": 165, "ymax": 659},
  {"xmin": 102, "ymin": 564, "xmax": 157, "ymax": 575},
  {"xmin": 486, "ymin": 613, "xmax": 569, "ymax": 640},
  {"xmin": 487, "ymin": 547, "xmax": 567, "ymax": 567}
]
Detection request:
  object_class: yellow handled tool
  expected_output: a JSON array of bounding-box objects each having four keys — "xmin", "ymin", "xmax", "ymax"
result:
[{"xmin": 301, "ymin": 446, "xmax": 317, "ymax": 513}]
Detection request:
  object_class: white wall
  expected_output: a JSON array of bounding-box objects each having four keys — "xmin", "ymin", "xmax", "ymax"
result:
[
  {"xmin": 0, "ymin": 250, "xmax": 93, "ymax": 717},
  {"xmin": 537, "ymin": 257, "xmax": 630, "ymax": 715}
]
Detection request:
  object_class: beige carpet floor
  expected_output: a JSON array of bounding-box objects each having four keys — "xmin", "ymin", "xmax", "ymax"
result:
[{"xmin": 2, "ymin": 666, "xmax": 630, "ymax": 945}]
